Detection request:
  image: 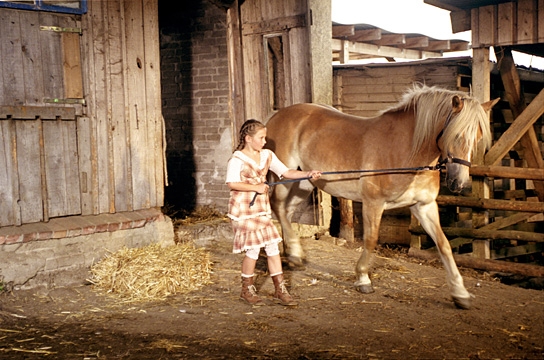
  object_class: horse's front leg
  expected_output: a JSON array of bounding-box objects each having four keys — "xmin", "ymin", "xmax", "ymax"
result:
[
  {"xmin": 354, "ymin": 203, "xmax": 384, "ymax": 294},
  {"xmin": 410, "ymin": 201, "xmax": 471, "ymax": 309}
]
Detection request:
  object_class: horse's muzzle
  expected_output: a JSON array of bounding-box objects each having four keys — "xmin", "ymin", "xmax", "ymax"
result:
[{"xmin": 447, "ymin": 178, "xmax": 463, "ymax": 193}]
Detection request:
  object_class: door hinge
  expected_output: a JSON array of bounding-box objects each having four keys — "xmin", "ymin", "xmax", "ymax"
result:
[
  {"xmin": 43, "ymin": 98, "xmax": 86, "ymax": 105},
  {"xmin": 40, "ymin": 26, "xmax": 82, "ymax": 34}
]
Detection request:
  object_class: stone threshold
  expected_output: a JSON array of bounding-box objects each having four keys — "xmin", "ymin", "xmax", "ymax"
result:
[{"xmin": 0, "ymin": 208, "xmax": 164, "ymax": 245}]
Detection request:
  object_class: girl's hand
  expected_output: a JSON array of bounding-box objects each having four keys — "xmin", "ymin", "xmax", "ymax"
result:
[
  {"xmin": 307, "ymin": 170, "xmax": 322, "ymax": 179},
  {"xmin": 255, "ymin": 183, "xmax": 269, "ymax": 194}
]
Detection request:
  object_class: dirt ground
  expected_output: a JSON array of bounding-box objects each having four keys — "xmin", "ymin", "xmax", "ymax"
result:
[{"xmin": 1, "ymin": 232, "xmax": 543, "ymax": 359}]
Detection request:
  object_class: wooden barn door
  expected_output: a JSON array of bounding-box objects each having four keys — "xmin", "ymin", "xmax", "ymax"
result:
[
  {"xmin": 0, "ymin": 8, "xmax": 84, "ymax": 226},
  {"xmin": 236, "ymin": 0, "xmax": 311, "ymax": 124}
]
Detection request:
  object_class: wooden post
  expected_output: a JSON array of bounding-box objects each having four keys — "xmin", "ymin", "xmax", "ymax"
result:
[
  {"xmin": 471, "ymin": 47, "xmax": 491, "ymax": 259},
  {"xmin": 410, "ymin": 214, "xmax": 425, "ymax": 249},
  {"xmin": 338, "ymin": 198, "xmax": 354, "ymax": 242}
]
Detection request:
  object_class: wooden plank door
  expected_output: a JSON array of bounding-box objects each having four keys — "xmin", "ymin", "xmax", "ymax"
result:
[
  {"xmin": 0, "ymin": 8, "xmax": 83, "ymax": 226},
  {"xmin": 238, "ymin": 0, "xmax": 311, "ymax": 123}
]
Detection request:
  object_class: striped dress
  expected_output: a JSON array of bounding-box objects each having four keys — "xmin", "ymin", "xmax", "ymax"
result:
[{"xmin": 227, "ymin": 150, "xmax": 283, "ymax": 254}]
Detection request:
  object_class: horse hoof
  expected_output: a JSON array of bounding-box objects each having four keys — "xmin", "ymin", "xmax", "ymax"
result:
[
  {"xmin": 452, "ymin": 296, "xmax": 471, "ymax": 310},
  {"xmin": 286, "ymin": 256, "xmax": 305, "ymax": 270},
  {"xmin": 356, "ymin": 284, "xmax": 375, "ymax": 294}
]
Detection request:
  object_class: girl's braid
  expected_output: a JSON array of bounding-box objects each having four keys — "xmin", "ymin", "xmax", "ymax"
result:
[{"xmin": 235, "ymin": 119, "xmax": 265, "ymax": 151}]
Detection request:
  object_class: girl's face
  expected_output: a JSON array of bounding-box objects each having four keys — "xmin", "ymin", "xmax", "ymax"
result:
[{"xmin": 245, "ymin": 128, "xmax": 267, "ymax": 151}]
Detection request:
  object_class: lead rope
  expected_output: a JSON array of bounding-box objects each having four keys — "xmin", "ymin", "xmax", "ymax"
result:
[
  {"xmin": 250, "ymin": 108, "xmax": 473, "ymax": 207},
  {"xmin": 249, "ymin": 162, "xmax": 449, "ymax": 207}
]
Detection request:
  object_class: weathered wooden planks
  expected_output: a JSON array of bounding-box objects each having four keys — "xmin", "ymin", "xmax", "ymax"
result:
[
  {"xmin": 239, "ymin": 0, "xmax": 311, "ymax": 121},
  {"xmin": 1, "ymin": 1, "xmax": 165, "ymax": 226},
  {"xmin": 471, "ymin": 0, "xmax": 543, "ymax": 48},
  {"xmin": 334, "ymin": 61, "xmax": 461, "ymax": 117}
]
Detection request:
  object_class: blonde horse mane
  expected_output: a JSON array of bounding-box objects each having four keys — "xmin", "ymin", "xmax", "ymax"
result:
[{"xmin": 383, "ymin": 85, "xmax": 492, "ymax": 161}]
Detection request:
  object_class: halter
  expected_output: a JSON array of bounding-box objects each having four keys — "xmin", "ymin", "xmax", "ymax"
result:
[{"xmin": 435, "ymin": 107, "xmax": 472, "ymax": 168}]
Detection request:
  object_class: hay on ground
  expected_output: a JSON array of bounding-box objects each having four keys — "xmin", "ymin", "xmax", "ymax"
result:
[{"xmin": 88, "ymin": 243, "xmax": 213, "ymax": 303}]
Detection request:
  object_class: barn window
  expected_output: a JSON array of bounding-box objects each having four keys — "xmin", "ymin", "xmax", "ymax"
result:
[{"xmin": 0, "ymin": 0, "xmax": 87, "ymax": 14}]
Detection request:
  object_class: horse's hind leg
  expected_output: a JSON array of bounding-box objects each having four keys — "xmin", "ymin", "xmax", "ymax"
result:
[
  {"xmin": 410, "ymin": 201, "xmax": 471, "ymax": 309},
  {"xmin": 270, "ymin": 181, "xmax": 315, "ymax": 267},
  {"xmin": 354, "ymin": 202, "xmax": 384, "ymax": 294}
]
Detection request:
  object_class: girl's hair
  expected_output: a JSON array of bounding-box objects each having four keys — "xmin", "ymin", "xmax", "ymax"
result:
[{"xmin": 235, "ymin": 119, "xmax": 265, "ymax": 151}]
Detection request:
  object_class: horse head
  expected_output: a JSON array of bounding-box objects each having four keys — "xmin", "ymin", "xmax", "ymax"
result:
[{"xmin": 438, "ymin": 95, "xmax": 499, "ymax": 193}]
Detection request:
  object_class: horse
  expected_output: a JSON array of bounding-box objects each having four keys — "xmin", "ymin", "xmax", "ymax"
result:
[{"xmin": 264, "ymin": 85, "xmax": 499, "ymax": 309}]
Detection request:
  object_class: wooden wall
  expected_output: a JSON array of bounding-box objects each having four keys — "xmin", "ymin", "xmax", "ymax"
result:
[
  {"xmin": 464, "ymin": 0, "xmax": 544, "ymax": 48},
  {"xmin": 333, "ymin": 58, "xmax": 469, "ymax": 118},
  {"xmin": 0, "ymin": 1, "xmax": 165, "ymax": 227}
]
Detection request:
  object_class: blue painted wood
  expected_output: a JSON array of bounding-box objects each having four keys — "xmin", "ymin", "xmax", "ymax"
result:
[{"xmin": 0, "ymin": 0, "xmax": 87, "ymax": 14}]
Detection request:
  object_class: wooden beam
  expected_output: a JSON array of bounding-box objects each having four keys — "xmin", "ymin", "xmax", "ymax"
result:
[
  {"xmin": 410, "ymin": 226, "xmax": 544, "ymax": 243},
  {"xmin": 0, "ymin": 105, "xmax": 75, "ymax": 120},
  {"xmin": 471, "ymin": 47, "xmax": 491, "ymax": 239},
  {"xmin": 485, "ymin": 89, "xmax": 544, "ymax": 166},
  {"xmin": 339, "ymin": 39, "xmax": 349, "ymax": 64},
  {"xmin": 408, "ymin": 247, "xmax": 544, "ymax": 277},
  {"xmin": 332, "ymin": 25, "xmax": 354, "ymax": 38},
  {"xmin": 371, "ymin": 34, "xmax": 405, "ymax": 46},
  {"xmin": 332, "ymin": 39, "xmax": 441, "ymax": 60},
  {"xmin": 338, "ymin": 198, "xmax": 354, "ymax": 242},
  {"xmin": 404, "ymin": 36, "xmax": 429, "ymax": 48},
  {"xmin": 477, "ymin": 212, "xmax": 535, "ymax": 231},
  {"xmin": 492, "ymin": 243, "xmax": 543, "ymax": 260},
  {"xmin": 426, "ymin": 40, "xmax": 450, "ymax": 51},
  {"xmin": 436, "ymin": 195, "xmax": 544, "ymax": 213},
  {"xmin": 242, "ymin": 14, "xmax": 306, "ymax": 35},
  {"xmin": 449, "ymin": 41, "xmax": 470, "ymax": 51},
  {"xmin": 227, "ymin": 1, "xmax": 245, "ymax": 146},
  {"xmin": 470, "ymin": 164, "xmax": 544, "ymax": 181},
  {"xmin": 347, "ymin": 28, "xmax": 381, "ymax": 42},
  {"xmin": 450, "ymin": 9, "xmax": 471, "ymax": 33}
]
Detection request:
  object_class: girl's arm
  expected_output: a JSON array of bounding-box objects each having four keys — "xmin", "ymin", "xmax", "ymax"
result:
[
  {"xmin": 227, "ymin": 182, "xmax": 268, "ymax": 194},
  {"xmin": 281, "ymin": 169, "xmax": 321, "ymax": 180}
]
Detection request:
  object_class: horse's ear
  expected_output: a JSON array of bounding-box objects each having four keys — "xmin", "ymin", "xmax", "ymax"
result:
[
  {"xmin": 452, "ymin": 95, "xmax": 463, "ymax": 113},
  {"xmin": 481, "ymin": 97, "xmax": 500, "ymax": 112}
]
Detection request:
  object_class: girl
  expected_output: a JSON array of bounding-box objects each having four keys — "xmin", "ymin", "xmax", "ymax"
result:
[{"xmin": 226, "ymin": 119, "xmax": 321, "ymax": 306}]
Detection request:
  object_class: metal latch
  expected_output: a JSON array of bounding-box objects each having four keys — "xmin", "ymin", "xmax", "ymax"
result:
[
  {"xmin": 44, "ymin": 98, "xmax": 86, "ymax": 105},
  {"xmin": 40, "ymin": 26, "xmax": 82, "ymax": 34}
]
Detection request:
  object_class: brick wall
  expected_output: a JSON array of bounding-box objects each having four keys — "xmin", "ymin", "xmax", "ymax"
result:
[{"xmin": 159, "ymin": 0, "xmax": 232, "ymax": 214}]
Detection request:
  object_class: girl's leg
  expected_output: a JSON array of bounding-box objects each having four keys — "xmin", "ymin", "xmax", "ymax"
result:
[
  {"xmin": 266, "ymin": 250, "xmax": 297, "ymax": 306},
  {"xmin": 266, "ymin": 254, "xmax": 283, "ymax": 276},
  {"xmin": 242, "ymin": 255, "xmax": 257, "ymax": 277},
  {"xmin": 240, "ymin": 249, "xmax": 264, "ymax": 306}
]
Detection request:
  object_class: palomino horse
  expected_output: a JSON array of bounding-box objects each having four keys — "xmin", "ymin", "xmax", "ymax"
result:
[{"xmin": 265, "ymin": 85, "xmax": 499, "ymax": 309}]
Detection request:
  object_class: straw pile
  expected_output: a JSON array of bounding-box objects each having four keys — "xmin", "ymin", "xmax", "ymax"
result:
[
  {"xmin": 173, "ymin": 206, "xmax": 227, "ymax": 226},
  {"xmin": 88, "ymin": 243, "xmax": 213, "ymax": 303}
]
